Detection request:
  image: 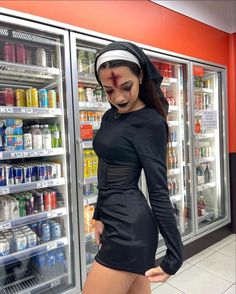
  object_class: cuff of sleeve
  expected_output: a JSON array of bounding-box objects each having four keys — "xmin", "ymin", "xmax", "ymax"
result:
[
  {"xmin": 93, "ymin": 205, "xmax": 100, "ymax": 220},
  {"xmin": 160, "ymin": 258, "xmax": 183, "ymax": 275}
]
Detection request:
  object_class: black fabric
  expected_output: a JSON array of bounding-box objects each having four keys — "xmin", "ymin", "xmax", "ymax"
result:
[
  {"xmin": 94, "ymin": 41, "xmax": 169, "ymax": 117},
  {"xmin": 93, "ymin": 106, "xmax": 183, "ymax": 275}
]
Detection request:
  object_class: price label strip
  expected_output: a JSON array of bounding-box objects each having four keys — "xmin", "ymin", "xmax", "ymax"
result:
[
  {"xmin": 51, "ymin": 279, "xmax": 60, "ymax": 288},
  {"xmin": 47, "ymin": 242, "xmax": 57, "ymax": 251},
  {"xmin": 0, "ymin": 187, "xmax": 9, "ymax": 195},
  {"xmin": 0, "ymin": 222, "xmax": 11, "ymax": 231}
]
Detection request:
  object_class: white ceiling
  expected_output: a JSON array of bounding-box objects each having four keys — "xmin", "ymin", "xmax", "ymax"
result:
[{"xmin": 151, "ymin": 0, "xmax": 236, "ymax": 33}]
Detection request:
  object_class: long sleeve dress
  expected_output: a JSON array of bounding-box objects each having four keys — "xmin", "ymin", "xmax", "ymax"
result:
[{"xmin": 92, "ymin": 106, "xmax": 183, "ymax": 275}]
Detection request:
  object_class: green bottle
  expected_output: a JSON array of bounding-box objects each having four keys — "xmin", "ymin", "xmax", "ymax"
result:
[{"xmin": 51, "ymin": 123, "xmax": 59, "ymax": 148}]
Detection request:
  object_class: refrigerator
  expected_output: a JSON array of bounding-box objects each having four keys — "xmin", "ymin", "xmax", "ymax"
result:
[
  {"xmin": 70, "ymin": 32, "xmax": 230, "ymax": 285},
  {"xmin": 0, "ymin": 15, "xmax": 81, "ymax": 294}
]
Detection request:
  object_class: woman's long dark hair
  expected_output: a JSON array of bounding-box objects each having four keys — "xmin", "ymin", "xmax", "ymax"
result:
[{"xmin": 97, "ymin": 60, "xmax": 167, "ymax": 121}]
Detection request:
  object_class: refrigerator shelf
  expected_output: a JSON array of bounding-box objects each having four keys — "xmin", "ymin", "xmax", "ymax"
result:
[
  {"xmin": 168, "ymin": 168, "xmax": 180, "ymax": 176},
  {"xmin": 195, "ymin": 133, "xmax": 215, "ymax": 140},
  {"xmin": 0, "ymin": 237, "xmax": 68, "ymax": 267},
  {"xmin": 194, "ymin": 87, "xmax": 213, "ymax": 94},
  {"xmin": 78, "ymin": 73, "xmax": 97, "ymax": 84},
  {"xmin": 79, "ymin": 101, "xmax": 110, "ymax": 111},
  {"xmin": 82, "ymin": 140, "xmax": 93, "ymax": 149},
  {"xmin": 84, "ymin": 177, "xmax": 97, "ymax": 185},
  {"xmin": 168, "ymin": 106, "xmax": 178, "ymax": 112},
  {"xmin": 197, "ymin": 182, "xmax": 216, "ymax": 192},
  {"xmin": 83, "ymin": 195, "xmax": 98, "ymax": 206},
  {"xmin": 0, "ymin": 61, "xmax": 60, "ymax": 83},
  {"xmin": 0, "ymin": 177, "xmax": 66, "ymax": 196},
  {"xmin": 168, "ymin": 121, "xmax": 179, "ymax": 127},
  {"xmin": 0, "ymin": 207, "xmax": 67, "ymax": 232},
  {"xmin": 0, "ymin": 148, "xmax": 64, "ymax": 160},
  {"xmin": 162, "ymin": 77, "xmax": 178, "ymax": 85},
  {"xmin": 0, "ymin": 106, "xmax": 62, "ymax": 118},
  {"xmin": 170, "ymin": 194, "xmax": 182, "ymax": 202},
  {"xmin": 196, "ymin": 156, "xmax": 215, "ymax": 164},
  {"xmin": 198, "ymin": 211, "xmax": 215, "ymax": 223},
  {"xmin": 168, "ymin": 142, "xmax": 178, "ymax": 147}
]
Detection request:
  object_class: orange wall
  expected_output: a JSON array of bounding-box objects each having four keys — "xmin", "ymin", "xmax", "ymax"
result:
[{"xmin": 0, "ymin": 0, "xmax": 235, "ymax": 151}]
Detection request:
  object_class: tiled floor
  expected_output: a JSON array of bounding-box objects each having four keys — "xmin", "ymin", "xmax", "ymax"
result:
[{"xmin": 151, "ymin": 234, "xmax": 236, "ymax": 294}]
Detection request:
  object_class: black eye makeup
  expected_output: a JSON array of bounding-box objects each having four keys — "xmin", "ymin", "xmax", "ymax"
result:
[{"xmin": 122, "ymin": 83, "xmax": 133, "ymax": 92}]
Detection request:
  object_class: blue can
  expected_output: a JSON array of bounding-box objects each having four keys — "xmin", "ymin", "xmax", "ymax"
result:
[
  {"xmin": 13, "ymin": 167, "xmax": 23, "ymax": 184},
  {"xmin": 23, "ymin": 166, "xmax": 31, "ymax": 183},
  {"xmin": 5, "ymin": 165, "xmax": 14, "ymax": 186},
  {"xmin": 51, "ymin": 223, "xmax": 62, "ymax": 240},
  {"xmin": 31, "ymin": 165, "xmax": 38, "ymax": 182},
  {"xmin": 42, "ymin": 223, "xmax": 51, "ymax": 242},
  {"xmin": 37, "ymin": 164, "xmax": 46, "ymax": 181},
  {"xmin": 0, "ymin": 165, "xmax": 5, "ymax": 186},
  {"xmin": 39, "ymin": 89, "xmax": 48, "ymax": 108}
]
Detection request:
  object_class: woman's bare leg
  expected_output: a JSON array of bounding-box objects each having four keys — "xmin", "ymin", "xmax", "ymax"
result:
[
  {"xmin": 82, "ymin": 261, "xmax": 137, "ymax": 294},
  {"xmin": 127, "ymin": 275, "xmax": 151, "ymax": 294}
]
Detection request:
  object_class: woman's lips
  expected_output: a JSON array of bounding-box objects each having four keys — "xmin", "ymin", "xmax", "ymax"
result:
[{"xmin": 117, "ymin": 102, "xmax": 129, "ymax": 108}]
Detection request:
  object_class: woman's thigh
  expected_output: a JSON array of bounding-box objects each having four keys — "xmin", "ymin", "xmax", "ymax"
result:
[
  {"xmin": 82, "ymin": 261, "xmax": 137, "ymax": 294},
  {"xmin": 127, "ymin": 275, "xmax": 151, "ymax": 294}
]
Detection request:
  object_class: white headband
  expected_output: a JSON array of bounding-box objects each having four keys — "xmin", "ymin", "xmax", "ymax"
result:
[{"xmin": 96, "ymin": 50, "xmax": 141, "ymax": 72}]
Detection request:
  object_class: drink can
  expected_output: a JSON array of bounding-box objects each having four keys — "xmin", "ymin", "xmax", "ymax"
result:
[
  {"xmin": 31, "ymin": 164, "xmax": 38, "ymax": 182},
  {"xmin": 16, "ymin": 89, "xmax": 26, "ymax": 107},
  {"xmin": 15, "ymin": 234, "xmax": 27, "ymax": 251},
  {"xmin": 0, "ymin": 239, "xmax": 10, "ymax": 256},
  {"xmin": 25, "ymin": 232, "xmax": 37, "ymax": 248},
  {"xmin": 4, "ymin": 42, "xmax": 15, "ymax": 62},
  {"xmin": 25, "ymin": 48, "xmax": 32, "ymax": 65},
  {"xmin": 30, "ymin": 88, "xmax": 38, "ymax": 107},
  {"xmin": 36, "ymin": 48, "xmax": 47, "ymax": 67},
  {"xmin": 85, "ymin": 88, "xmax": 94, "ymax": 102},
  {"xmin": 5, "ymin": 165, "xmax": 14, "ymax": 186},
  {"xmin": 26, "ymin": 89, "xmax": 32, "ymax": 107},
  {"xmin": 39, "ymin": 89, "xmax": 48, "ymax": 108},
  {"xmin": 23, "ymin": 166, "xmax": 32, "ymax": 183},
  {"xmin": 80, "ymin": 111, "xmax": 87, "ymax": 122},
  {"xmin": 0, "ymin": 165, "xmax": 5, "ymax": 186},
  {"xmin": 46, "ymin": 164, "xmax": 53, "ymax": 180},
  {"xmin": 17, "ymin": 196, "xmax": 26, "ymax": 217},
  {"xmin": 83, "ymin": 184, "xmax": 92, "ymax": 196},
  {"xmin": 54, "ymin": 163, "xmax": 61, "ymax": 178},
  {"xmin": 9, "ymin": 198, "xmax": 19, "ymax": 219},
  {"xmin": 5, "ymin": 88, "xmax": 14, "ymax": 106},
  {"xmin": 33, "ymin": 191, "xmax": 44, "ymax": 212},
  {"xmin": 16, "ymin": 44, "xmax": 26, "ymax": 64},
  {"xmin": 25, "ymin": 194, "xmax": 34, "ymax": 215},
  {"xmin": 48, "ymin": 90, "xmax": 57, "ymax": 108},
  {"xmin": 42, "ymin": 223, "xmax": 51, "ymax": 242},
  {"xmin": 43, "ymin": 191, "xmax": 51, "ymax": 211},
  {"xmin": 37, "ymin": 164, "xmax": 46, "ymax": 181},
  {"xmin": 13, "ymin": 167, "xmax": 23, "ymax": 184},
  {"xmin": 91, "ymin": 183, "xmax": 98, "ymax": 195},
  {"xmin": 50, "ymin": 190, "xmax": 57, "ymax": 209},
  {"xmin": 51, "ymin": 223, "xmax": 61, "ymax": 240}
]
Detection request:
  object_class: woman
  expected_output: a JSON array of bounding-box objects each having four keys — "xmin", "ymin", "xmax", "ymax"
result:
[{"xmin": 82, "ymin": 41, "xmax": 183, "ymax": 294}]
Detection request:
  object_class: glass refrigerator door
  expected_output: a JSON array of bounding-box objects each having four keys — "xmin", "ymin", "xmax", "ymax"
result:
[
  {"xmin": 141, "ymin": 52, "xmax": 194, "ymax": 252},
  {"xmin": 191, "ymin": 63, "xmax": 229, "ymax": 233},
  {"xmin": 70, "ymin": 33, "xmax": 110, "ymax": 285},
  {"xmin": 0, "ymin": 15, "xmax": 80, "ymax": 293}
]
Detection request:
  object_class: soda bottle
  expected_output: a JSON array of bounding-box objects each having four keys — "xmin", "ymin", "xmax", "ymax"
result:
[
  {"xmin": 197, "ymin": 193, "xmax": 206, "ymax": 216},
  {"xmin": 91, "ymin": 150, "xmax": 98, "ymax": 177},
  {"xmin": 196, "ymin": 165, "xmax": 205, "ymax": 185},
  {"xmin": 51, "ymin": 123, "xmax": 60, "ymax": 148},
  {"xmin": 195, "ymin": 119, "xmax": 201, "ymax": 134},
  {"xmin": 42, "ymin": 124, "xmax": 52, "ymax": 149}
]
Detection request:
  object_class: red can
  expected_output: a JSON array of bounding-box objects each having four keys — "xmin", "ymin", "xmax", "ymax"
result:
[
  {"xmin": 5, "ymin": 88, "xmax": 14, "ymax": 106},
  {"xmin": 4, "ymin": 42, "xmax": 15, "ymax": 62},
  {"xmin": 50, "ymin": 190, "xmax": 57, "ymax": 209},
  {"xmin": 16, "ymin": 44, "xmax": 26, "ymax": 64},
  {"xmin": 43, "ymin": 190, "xmax": 51, "ymax": 211}
]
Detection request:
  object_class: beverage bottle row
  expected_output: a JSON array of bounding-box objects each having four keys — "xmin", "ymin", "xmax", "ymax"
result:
[
  {"xmin": 0, "ymin": 119, "xmax": 61, "ymax": 151},
  {"xmin": 78, "ymin": 83, "xmax": 106, "ymax": 103},
  {"xmin": 168, "ymin": 147, "xmax": 178, "ymax": 170},
  {"xmin": 0, "ymin": 87, "xmax": 58, "ymax": 108},
  {"xmin": 80, "ymin": 111, "xmax": 103, "ymax": 123},
  {"xmin": 195, "ymin": 144, "xmax": 213, "ymax": 158},
  {"xmin": 1, "ymin": 42, "xmax": 56, "ymax": 67},
  {"xmin": 84, "ymin": 149, "xmax": 98, "ymax": 178},
  {"xmin": 168, "ymin": 177, "xmax": 179, "ymax": 196},
  {"xmin": 83, "ymin": 183, "xmax": 98, "ymax": 196},
  {"xmin": 169, "ymin": 128, "xmax": 177, "ymax": 142},
  {"xmin": 77, "ymin": 49, "xmax": 96, "ymax": 74},
  {"xmin": 32, "ymin": 248, "xmax": 67, "ymax": 278},
  {"xmin": 0, "ymin": 161, "xmax": 62, "ymax": 187},
  {"xmin": 196, "ymin": 163, "xmax": 214, "ymax": 185},
  {"xmin": 84, "ymin": 204, "xmax": 95, "ymax": 234},
  {"xmin": 194, "ymin": 77, "xmax": 211, "ymax": 89},
  {"xmin": 194, "ymin": 93, "xmax": 212, "ymax": 110},
  {"xmin": 197, "ymin": 192, "xmax": 206, "ymax": 216}
]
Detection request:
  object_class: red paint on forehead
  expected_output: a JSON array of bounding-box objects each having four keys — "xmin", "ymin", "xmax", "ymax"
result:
[{"xmin": 108, "ymin": 71, "xmax": 121, "ymax": 87}]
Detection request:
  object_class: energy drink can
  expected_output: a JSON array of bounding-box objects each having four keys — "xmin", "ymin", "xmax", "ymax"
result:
[
  {"xmin": 33, "ymin": 191, "xmax": 44, "ymax": 212},
  {"xmin": 30, "ymin": 88, "xmax": 38, "ymax": 107},
  {"xmin": 38, "ymin": 89, "xmax": 48, "ymax": 108},
  {"xmin": 23, "ymin": 166, "xmax": 32, "ymax": 183},
  {"xmin": 42, "ymin": 223, "xmax": 51, "ymax": 242},
  {"xmin": 51, "ymin": 223, "xmax": 61, "ymax": 240},
  {"xmin": 25, "ymin": 232, "xmax": 37, "ymax": 248},
  {"xmin": 16, "ymin": 89, "xmax": 26, "ymax": 107},
  {"xmin": 36, "ymin": 48, "xmax": 46, "ymax": 67},
  {"xmin": 13, "ymin": 167, "xmax": 23, "ymax": 184},
  {"xmin": 50, "ymin": 190, "xmax": 57, "ymax": 209},
  {"xmin": 15, "ymin": 234, "xmax": 27, "ymax": 251},
  {"xmin": 43, "ymin": 191, "xmax": 51, "ymax": 211},
  {"xmin": 48, "ymin": 90, "xmax": 57, "ymax": 108},
  {"xmin": 31, "ymin": 164, "xmax": 38, "ymax": 182},
  {"xmin": 17, "ymin": 196, "xmax": 26, "ymax": 217},
  {"xmin": 37, "ymin": 164, "xmax": 46, "ymax": 181},
  {"xmin": 4, "ymin": 42, "xmax": 15, "ymax": 63},
  {"xmin": 16, "ymin": 43, "xmax": 26, "ymax": 64},
  {"xmin": 0, "ymin": 239, "xmax": 10, "ymax": 256},
  {"xmin": 26, "ymin": 89, "xmax": 32, "ymax": 107},
  {"xmin": 0, "ymin": 165, "xmax": 5, "ymax": 186},
  {"xmin": 25, "ymin": 194, "xmax": 34, "ymax": 215}
]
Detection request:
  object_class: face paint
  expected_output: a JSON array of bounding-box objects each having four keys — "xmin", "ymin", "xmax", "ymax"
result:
[{"xmin": 109, "ymin": 71, "xmax": 121, "ymax": 87}]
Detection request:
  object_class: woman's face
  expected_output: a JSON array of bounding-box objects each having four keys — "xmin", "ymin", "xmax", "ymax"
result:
[{"xmin": 98, "ymin": 66, "xmax": 144, "ymax": 113}]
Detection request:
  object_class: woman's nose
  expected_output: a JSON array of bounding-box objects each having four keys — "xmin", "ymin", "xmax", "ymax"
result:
[{"xmin": 112, "ymin": 92, "xmax": 126, "ymax": 104}]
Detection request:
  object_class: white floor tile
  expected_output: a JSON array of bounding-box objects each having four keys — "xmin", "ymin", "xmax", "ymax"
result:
[
  {"xmin": 218, "ymin": 241, "xmax": 236, "ymax": 259},
  {"xmin": 223, "ymin": 284, "xmax": 236, "ymax": 294},
  {"xmin": 150, "ymin": 281, "xmax": 162, "ymax": 290},
  {"xmin": 196, "ymin": 251, "xmax": 236, "ymax": 283},
  {"xmin": 208, "ymin": 236, "xmax": 235, "ymax": 251},
  {"xmin": 185, "ymin": 248, "xmax": 215, "ymax": 265},
  {"xmin": 168, "ymin": 261, "xmax": 193, "ymax": 280},
  {"xmin": 152, "ymin": 283, "xmax": 184, "ymax": 293},
  {"xmin": 168, "ymin": 266, "xmax": 232, "ymax": 294}
]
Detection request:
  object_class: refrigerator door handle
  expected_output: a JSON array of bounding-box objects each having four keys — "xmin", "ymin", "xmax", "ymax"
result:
[{"xmin": 77, "ymin": 137, "xmax": 85, "ymax": 187}]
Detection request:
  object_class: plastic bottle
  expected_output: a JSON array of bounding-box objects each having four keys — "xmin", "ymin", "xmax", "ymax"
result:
[
  {"xmin": 55, "ymin": 248, "xmax": 66, "ymax": 275},
  {"xmin": 197, "ymin": 165, "xmax": 205, "ymax": 185},
  {"xmin": 32, "ymin": 124, "xmax": 43, "ymax": 150},
  {"xmin": 42, "ymin": 124, "xmax": 52, "ymax": 149},
  {"xmin": 23, "ymin": 126, "xmax": 32, "ymax": 150},
  {"xmin": 51, "ymin": 123, "xmax": 60, "ymax": 148},
  {"xmin": 195, "ymin": 119, "xmax": 201, "ymax": 134},
  {"xmin": 197, "ymin": 193, "xmax": 206, "ymax": 216}
]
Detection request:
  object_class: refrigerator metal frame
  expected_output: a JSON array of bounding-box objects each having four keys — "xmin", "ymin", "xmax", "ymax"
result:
[{"xmin": 0, "ymin": 13, "xmax": 82, "ymax": 294}]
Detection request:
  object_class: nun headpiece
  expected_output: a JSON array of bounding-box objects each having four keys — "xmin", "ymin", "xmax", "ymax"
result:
[{"xmin": 94, "ymin": 41, "xmax": 169, "ymax": 117}]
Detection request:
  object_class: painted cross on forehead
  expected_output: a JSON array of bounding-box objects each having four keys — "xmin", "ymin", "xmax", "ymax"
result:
[{"xmin": 109, "ymin": 71, "xmax": 121, "ymax": 87}]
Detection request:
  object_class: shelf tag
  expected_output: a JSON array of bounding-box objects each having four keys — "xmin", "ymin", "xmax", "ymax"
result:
[
  {"xmin": 51, "ymin": 279, "xmax": 60, "ymax": 288},
  {"xmin": 0, "ymin": 222, "xmax": 11, "ymax": 231},
  {"xmin": 6, "ymin": 108, "xmax": 13, "ymax": 113},
  {"xmin": 26, "ymin": 108, "xmax": 33, "ymax": 114},
  {"xmin": 0, "ymin": 107, "xmax": 6, "ymax": 113},
  {"xmin": 0, "ymin": 187, "xmax": 9, "ymax": 195},
  {"xmin": 11, "ymin": 152, "xmax": 22, "ymax": 159},
  {"xmin": 47, "ymin": 242, "xmax": 57, "ymax": 251},
  {"xmin": 21, "ymin": 108, "xmax": 27, "ymax": 113},
  {"xmin": 47, "ymin": 210, "xmax": 58, "ymax": 218},
  {"xmin": 37, "ymin": 182, "xmax": 42, "ymax": 188},
  {"xmin": 42, "ymin": 181, "xmax": 48, "ymax": 188}
]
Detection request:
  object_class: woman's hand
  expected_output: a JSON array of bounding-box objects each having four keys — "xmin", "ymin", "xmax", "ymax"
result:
[
  {"xmin": 95, "ymin": 220, "xmax": 104, "ymax": 246},
  {"xmin": 145, "ymin": 266, "xmax": 171, "ymax": 282}
]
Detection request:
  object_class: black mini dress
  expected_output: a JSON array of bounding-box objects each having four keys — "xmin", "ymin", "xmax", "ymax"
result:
[{"xmin": 93, "ymin": 106, "xmax": 183, "ymax": 276}]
